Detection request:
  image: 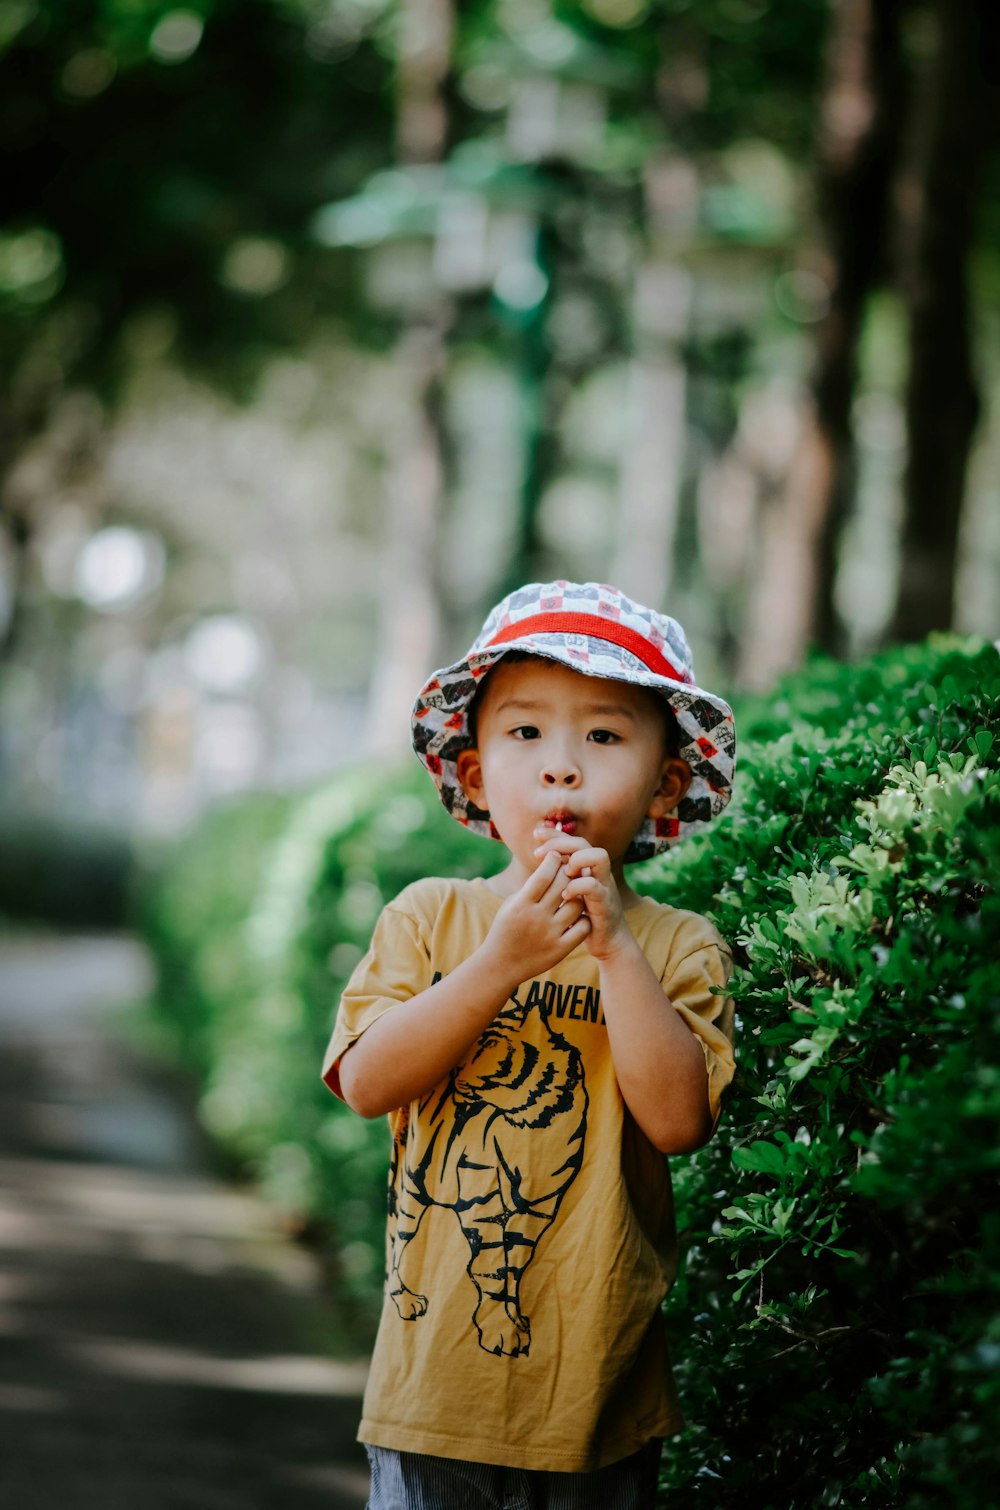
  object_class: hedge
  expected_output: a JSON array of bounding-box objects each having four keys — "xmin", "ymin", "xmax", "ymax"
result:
[
  {"xmin": 641, "ymin": 635, "xmax": 1000, "ymax": 1507},
  {"xmin": 140, "ymin": 634, "xmax": 999, "ymax": 1502}
]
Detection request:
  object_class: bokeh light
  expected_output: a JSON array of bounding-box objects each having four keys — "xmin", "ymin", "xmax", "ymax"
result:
[
  {"xmin": 183, "ymin": 615, "xmax": 265, "ymax": 695},
  {"xmin": 149, "ymin": 11, "xmax": 204, "ymax": 64},
  {"xmin": 74, "ymin": 528, "xmax": 166, "ymax": 612}
]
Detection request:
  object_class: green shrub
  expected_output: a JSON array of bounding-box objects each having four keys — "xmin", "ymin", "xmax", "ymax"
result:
[
  {"xmin": 135, "ymin": 790, "xmax": 297, "ymax": 1084},
  {"xmin": 638, "ymin": 636, "xmax": 1000, "ymax": 1508}
]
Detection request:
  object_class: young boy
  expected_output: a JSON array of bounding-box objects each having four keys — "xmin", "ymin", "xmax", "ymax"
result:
[{"xmin": 322, "ymin": 581, "xmax": 736, "ymax": 1509}]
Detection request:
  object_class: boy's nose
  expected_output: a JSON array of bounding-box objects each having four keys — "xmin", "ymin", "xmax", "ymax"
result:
[{"xmin": 542, "ymin": 765, "xmax": 579, "ymax": 786}]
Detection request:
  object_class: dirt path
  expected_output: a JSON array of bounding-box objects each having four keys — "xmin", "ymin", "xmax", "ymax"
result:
[{"xmin": 0, "ymin": 933, "xmax": 369, "ymax": 1509}]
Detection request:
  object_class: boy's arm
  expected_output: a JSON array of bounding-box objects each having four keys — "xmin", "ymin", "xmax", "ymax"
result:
[
  {"xmin": 338, "ymin": 851, "xmax": 589, "ymax": 1118},
  {"xmin": 596, "ymin": 935, "xmax": 715, "ymax": 1154},
  {"xmin": 338, "ymin": 947, "xmax": 514, "ymax": 1117},
  {"xmin": 548, "ymin": 832, "xmax": 726, "ymax": 1154}
]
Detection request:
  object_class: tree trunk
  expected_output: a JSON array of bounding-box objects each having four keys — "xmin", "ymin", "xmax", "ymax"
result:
[
  {"xmin": 737, "ymin": 0, "xmax": 904, "ymax": 686},
  {"xmin": 811, "ymin": 0, "xmax": 906, "ymax": 650},
  {"xmin": 889, "ymin": 0, "xmax": 987, "ymax": 640},
  {"xmin": 0, "ymin": 507, "xmax": 31, "ymax": 653},
  {"xmin": 613, "ymin": 158, "xmax": 699, "ymax": 611},
  {"xmin": 612, "ymin": 298, "xmax": 690, "ymax": 610},
  {"xmin": 495, "ymin": 222, "xmax": 554, "ymax": 600},
  {"xmin": 396, "ymin": 0, "xmax": 453, "ymax": 165},
  {"xmin": 364, "ymin": 318, "xmax": 450, "ymax": 756},
  {"xmin": 364, "ymin": 0, "xmax": 454, "ymax": 754},
  {"xmin": 0, "ymin": 377, "xmax": 66, "ymax": 657}
]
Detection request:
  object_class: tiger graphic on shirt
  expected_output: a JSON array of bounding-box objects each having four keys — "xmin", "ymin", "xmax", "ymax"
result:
[{"xmin": 386, "ymin": 980, "xmax": 589, "ymax": 1358}]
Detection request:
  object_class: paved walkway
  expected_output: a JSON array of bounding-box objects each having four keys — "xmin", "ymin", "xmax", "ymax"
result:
[{"xmin": 0, "ymin": 933, "xmax": 370, "ymax": 1509}]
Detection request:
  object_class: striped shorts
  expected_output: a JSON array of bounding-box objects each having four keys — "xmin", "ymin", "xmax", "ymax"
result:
[{"xmin": 364, "ymin": 1440, "xmax": 663, "ymax": 1510}]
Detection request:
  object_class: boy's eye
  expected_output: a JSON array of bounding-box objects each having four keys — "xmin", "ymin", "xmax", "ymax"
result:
[
  {"xmin": 512, "ymin": 725, "xmax": 540, "ymax": 740},
  {"xmin": 588, "ymin": 728, "xmax": 620, "ymax": 745}
]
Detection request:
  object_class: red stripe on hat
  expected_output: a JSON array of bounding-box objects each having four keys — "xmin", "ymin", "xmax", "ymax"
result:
[{"xmin": 486, "ymin": 612, "xmax": 692, "ymax": 684}]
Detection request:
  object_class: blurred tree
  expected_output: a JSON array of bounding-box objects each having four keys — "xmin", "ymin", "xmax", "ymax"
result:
[
  {"xmin": 364, "ymin": 0, "xmax": 454, "ymax": 754},
  {"xmin": 3, "ymin": 0, "xmax": 998, "ymax": 699},
  {"xmin": 730, "ymin": 0, "xmax": 1000, "ymax": 674},
  {"xmin": 812, "ymin": 0, "xmax": 905, "ymax": 651},
  {"xmin": 890, "ymin": 0, "xmax": 996, "ymax": 640},
  {"xmin": 0, "ymin": 0, "xmax": 394, "ymax": 651},
  {"xmin": 740, "ymin": 0, "xmax": 906, "ymax": 680}
]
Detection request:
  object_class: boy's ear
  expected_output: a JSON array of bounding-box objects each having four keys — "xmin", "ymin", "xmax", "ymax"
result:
[
  {"xmin": 647, "ymin": 756, "xmax": 692, "ymax": 819},
  {"xmin": 455, "ymin": 747, "xmax": 487, "ymax": 811}
]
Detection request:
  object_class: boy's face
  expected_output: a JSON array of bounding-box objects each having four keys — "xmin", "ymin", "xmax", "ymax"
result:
[{"xmin": 455, "ymin": 657, "xmax": 691, "ymax": 880}]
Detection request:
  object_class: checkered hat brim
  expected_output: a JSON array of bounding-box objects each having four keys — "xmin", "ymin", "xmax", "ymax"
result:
[{"xmin": 411, "ymin": 581, "xmax": 736, "ymax": 863}]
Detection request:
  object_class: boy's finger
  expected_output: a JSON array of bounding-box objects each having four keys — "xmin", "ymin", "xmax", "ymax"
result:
[
  {"xmin": 562, "ymin": 847, "xmax": 608, "ymax": 879},
  {"xmin": 559, "ymin": 916, "xmax": 591, "ymax": 948},
  {"xmin": 531, "ymin": 845, "xmax": 589, "ymax": 869},
  {"xmin": 539, "ymin": 859, "xmax": 573, "ymax": 908},
  {"xmin": 554, "ymin": 894, "xmax": 584, "ymax": 923},
  {"xmin": 561, "ymin": 876, "xmax": 601, "ymax": 904},
  {"xmin": 523, "ymin": 849, "xmax": 563, "ymax": 900}
]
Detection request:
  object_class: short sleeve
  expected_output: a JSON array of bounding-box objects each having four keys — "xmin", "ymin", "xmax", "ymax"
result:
[
  {"xmin": 661, "ymin": 941, "xmax": 735, "ymax": 1129},
  {"xmin": 321, "ymin": 902, "xmax": 432, "ymax": 1099}
]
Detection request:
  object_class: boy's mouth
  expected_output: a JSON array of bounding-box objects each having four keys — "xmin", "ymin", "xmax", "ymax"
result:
[{"xmin": 541, "ymin": 812, "xmax": 578, "ymax": 836}]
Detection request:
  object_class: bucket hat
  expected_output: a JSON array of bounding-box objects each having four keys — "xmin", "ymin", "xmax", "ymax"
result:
[{"xmin": 411, "ymin": 581, "xmax": 736, "ymax": 863}]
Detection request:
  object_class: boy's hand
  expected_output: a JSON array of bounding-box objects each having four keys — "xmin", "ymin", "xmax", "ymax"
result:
[
  {"xmin": 485, "ymin": 850, "xmax": 591, "ymax": 987},
  {"xmin": 532, "ymin": 829, "xmax": 631, "ymax": 962}
]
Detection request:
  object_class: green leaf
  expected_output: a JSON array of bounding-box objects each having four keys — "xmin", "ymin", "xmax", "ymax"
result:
[
  {"xmin": 971, "ymin": 728, "xmax": 995, "ymax": 760},
  {"xmin": 732, "ymin": 1141, "xmax": 788, "ymax": 1176}
]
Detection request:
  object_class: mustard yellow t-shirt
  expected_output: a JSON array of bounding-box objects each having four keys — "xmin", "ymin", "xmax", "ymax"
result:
[{"xmin": 322, "ymin": 876, "xmax": 735, "ymax": 1473}]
